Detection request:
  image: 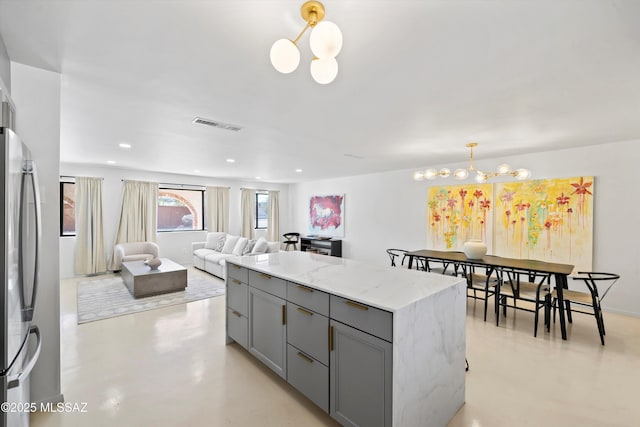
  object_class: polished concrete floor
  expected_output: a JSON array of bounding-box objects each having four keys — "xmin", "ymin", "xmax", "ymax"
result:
[{"xmin": 33, "ymin": 267, "xmax": 640, "ymax": 427}]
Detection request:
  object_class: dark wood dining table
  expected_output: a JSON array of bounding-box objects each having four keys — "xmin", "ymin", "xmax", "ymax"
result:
[{"xmin": 406, "ymin": 249, "xmax": 575, "ymax": 340}]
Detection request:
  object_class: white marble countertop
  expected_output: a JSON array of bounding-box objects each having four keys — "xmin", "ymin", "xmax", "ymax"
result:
[{"xmin": 227, "ymin": 251, "xmax": 464, "ymax": 313}]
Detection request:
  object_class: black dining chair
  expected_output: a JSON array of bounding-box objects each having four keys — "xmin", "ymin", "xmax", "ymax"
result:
[
  {"xmin": 498, "ymin": 268, "xmax": 552, "ymax": 337},
  {"xmin": 459, "ymin": 262, "xmax": 501, "ymax": 322},
  {"xmin": 386, "ymin": 249, "xmax": 425, "ymax": 270},
  {"xmin": 282, "ymin": 232, "xmax": 300, "ymax": 251},
  {"xmin": 552, "ymin": 272, "xmax": 619, "ymax": 345},
  {"xmin": 386, "ymin": 249, "xmax": 408, "ymax": 267}
]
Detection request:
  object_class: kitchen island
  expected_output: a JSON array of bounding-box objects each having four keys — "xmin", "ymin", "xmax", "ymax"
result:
[{"xmin": 225, "ymin": 251, "xmax": 465, "ymax": 427}]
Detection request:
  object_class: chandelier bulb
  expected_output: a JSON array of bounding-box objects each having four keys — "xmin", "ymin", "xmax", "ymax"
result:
[
  {"xmin": 454, "ymin": 168, "xmax": 469, "ymax": 180},
  {"xmin": 424, "ymin": 169, "xmax": 438, "ymax": 179},
  {"xmin": 440, "ymin": 168, "xmax": 451, "ymax": 178},
  {"xmin": 310, "ymin": 57, "xmax": 338, "ymax": 84},
  {"xmin": 270, "ymin": 39, "xmax": 301, "ymax": 74},
  {"xmin": 497, "ymin": 163, "xmax": 511, "ymax": 175},
  {"xmin": 310, "ymin": 21, "xmax": 343, "ymax": 59},
  {"xmin": 413, "ymin": 171, "xmax": 426, "ymax": 181},
  {"xmin": 514, "ymin": 168, "xmax": 531, "ymax": 180}
]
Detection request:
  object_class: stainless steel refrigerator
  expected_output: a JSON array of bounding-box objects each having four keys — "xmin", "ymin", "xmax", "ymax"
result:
[{"xmin": 1, "ymin": 103, "xmax": 42, "ymax": 427}]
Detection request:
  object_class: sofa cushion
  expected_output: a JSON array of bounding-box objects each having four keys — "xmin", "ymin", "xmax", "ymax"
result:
[
  {"xmin": 204, "ymin": 253, "xmax": 235, "ymax": 264},
  {"xmin": 251, "ymin": 237, "xmax": 269, "ymax": 254},
  {"xmin": 221, "ymin": 235, "xmax": 240, "ymax": 254},
  {"xmin": 232, "ymin": 237, "xmax": 249, "ymax": 256},
  {"xmin": 205, "ymin": 232, "xmax": 226, "ymax": 250},
  {"xmin": 194, "ymin": 248, "xmax": 217, "ymax": 259},
  {"xmin": 243, "ymin": 239, "xmax": 257, "ymax": 255},
  {"xmin": 266, "ymin": 242, "xmax": 281, "ymax": 253},
  {"xmin": 122, "ymin": 253, "xmax": 155, "ymax": 263}
]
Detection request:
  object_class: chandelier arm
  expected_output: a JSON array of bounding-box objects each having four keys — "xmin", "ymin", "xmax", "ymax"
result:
[{"xmin": 292, "ymin": 22, "xmax": 312, "ymax": 45}]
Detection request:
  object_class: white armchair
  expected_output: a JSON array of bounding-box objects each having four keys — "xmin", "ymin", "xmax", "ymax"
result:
[{"xmin": 113, "ymin": 241, "xmax": 160, "ymax": 270}]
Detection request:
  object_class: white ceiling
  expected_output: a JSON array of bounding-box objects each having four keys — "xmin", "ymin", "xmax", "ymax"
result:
[{"xmin": 0, "ymin": 0, "xmax": 639, "ymax": 183}]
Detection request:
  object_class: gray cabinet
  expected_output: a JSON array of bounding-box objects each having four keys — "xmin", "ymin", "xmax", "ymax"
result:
[
  {"xmin": 226, "ymin": 261, "xmax": 394, "ymax": 426},
  {"xmin": 248, "ymin": 287, "xmax": 287, "ymax": 379},
  {"xmin": 226, "ymin": 268, "xmax": 249, "ymax": 349},
  {"xmin": 330, "ymin": 320, "xmax": 392, "ymax": 427}
]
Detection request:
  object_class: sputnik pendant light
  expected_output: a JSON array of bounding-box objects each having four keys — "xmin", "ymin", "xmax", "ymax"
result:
[
  {"xmin": 270, "ymin": 1, "xmax": 343, "ymax": 84},
  {"xmin": 413, "ymin": 143, "xmax": 531, "ymax": 182}
]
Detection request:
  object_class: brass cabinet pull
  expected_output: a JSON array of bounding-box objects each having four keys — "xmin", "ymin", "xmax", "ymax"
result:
[
  {"xmin": 296, "ymin": 285, "xmax": 313, "ymax": 293},
  {"xmin": 231, "ymin": 264, "xmax": 240, "ymax": 269},
  {"xmin": 282, "ymin": 305, "xmax": 286, "ymax": 325},
  {"xmin": 345, "ymin": 300, "xmax": 369, "ymax": 311},
  {"xmin": 329, "ymin": 326, "xmax": 334, "ymax": 352},
  {"xmin": 231, "ymin": 279, "xmax": 241, "ymax": 285},
  {"xmin": 259, "ymin": 273, "xmax": 272, "ymax": 280},
  {"xmin": 297, "ymin": 352, "xmax": 314, "ymax": 363},
  {"xmin": 231, "ymin": 310, "xmax": 241, "ymax": 317},
  {"xmin": 296, "ymin": 307, "xmax": 314, "ymax": 316}
]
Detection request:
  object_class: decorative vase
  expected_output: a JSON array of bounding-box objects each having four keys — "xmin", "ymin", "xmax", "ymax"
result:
[
  {"xmin": 145, "ymin": 257, "xmax": 162, "ymax": 270},
  {"xmin": 463, "ymin": 240, "xmax": 487, "ymax": 260}
]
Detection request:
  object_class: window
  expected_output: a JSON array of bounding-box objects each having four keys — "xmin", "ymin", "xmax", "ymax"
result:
[
  {"xmin": 256, "ymin": 192, "xmax": 269, "ymax": 229},
  {"xmin": 60, "ymin": 182, "xmax": 75, "ymax": 236},
  {"xmin": 157, "ymin": 187, "xmax": 205, "ymax": 232}
]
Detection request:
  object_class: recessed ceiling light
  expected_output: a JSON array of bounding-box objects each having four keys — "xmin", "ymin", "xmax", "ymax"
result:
[
  {"xmin": 107, "ymin": 160, "xmax": 116, "ymax": 164},
  {"xmin": 119, "ymin": 143, "xmax": 131, "ymax": 149},
  {"xmin": 226, "ymin": 158, "xmax": 235, "ymax": 163},
  {"xmin": 295, "ymin": 169, "xmax": 303, "ymax": 173}
]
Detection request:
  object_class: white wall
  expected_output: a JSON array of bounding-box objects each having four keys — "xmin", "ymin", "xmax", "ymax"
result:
[
  {"xmin": 11, "ymin": 62, "xmax": 63, "ymax": 404},
  {"xmin": 59, "ymin": 163, "xmax": 290, "ymax": 278},
  {"xmin": 0, "ymin": 30, "xmax": 9, "ymax": 91},
  {"xmin": 290, "ymin": 140, "xmax": 640, "ymax": 316}
]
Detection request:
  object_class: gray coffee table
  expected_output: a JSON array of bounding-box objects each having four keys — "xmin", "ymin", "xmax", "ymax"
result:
[{"xmin": 121, "ymin": 258, "xmax": 187, "ymax": 298}]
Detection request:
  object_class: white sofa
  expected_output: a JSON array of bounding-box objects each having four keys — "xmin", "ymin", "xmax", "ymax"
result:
[
  {"xmin": 113, "ymin": 241, "xmax": 160, "ymax": 270},
  {"xmin": 193, "ymin": 232, "xmax": 280, "ymax": 280}
]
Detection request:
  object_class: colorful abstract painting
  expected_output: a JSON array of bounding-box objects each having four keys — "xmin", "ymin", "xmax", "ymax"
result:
[
  {"xmin": 427, "ymin": 184, "xmax": 493, "ymax": 251},
  {"xmin": 494, "ymin": 176, "xmax": 593, "ymax": 271},
  {"xmin": 308, "ymin": 194, "xmax": 345, "ymax": 237}
]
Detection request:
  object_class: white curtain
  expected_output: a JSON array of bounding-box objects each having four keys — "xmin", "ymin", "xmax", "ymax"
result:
[
  {"xmin": 241, "ymin": 188, "xmax": 256, "ymax": 239},
  {"xmin": 74, "ymin": 177, "xmax": 107, "ymax": 275},
  {"xmin": 267, "ymin": 190, "xmax": 279, "ymax": 242},
  {"xmin": 114, "ymin": 180, "xmax": 158, "ymax": 245},
  {"xmin": 206, "ymin": 186, "xmax": 229, "ymax": 232}
]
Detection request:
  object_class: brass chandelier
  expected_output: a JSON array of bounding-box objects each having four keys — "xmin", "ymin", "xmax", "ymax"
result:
[
  {"xmin": 270, "ymin": 1, "xmax": 343, "ymax": 84},
  {"xmin": 413, "ymin": 143, "xmax": 532, "ymax": 182}
]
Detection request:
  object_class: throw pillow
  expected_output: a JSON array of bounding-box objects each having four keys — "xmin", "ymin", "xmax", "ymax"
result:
[
  {"xmin": 251, "ymin": 237, "xmax": 269, "ymax": 254},
  {"xmin": 232, "ymin": 237, "xmax": 249, "ymax": 256},
  {"xmin": 205, "ymin": 232, "xmax": 226, "ymax": 250},
  {"xmin": 243, "ymin": 239, "xmax": 257, "ymax": 255},
  {"xmin": 221, "ymin": 235, "xmax": 240, "ymax": 254},
  {"xmin": 215, "ymin": 237, "xmax": 226, "ymax": 252}
]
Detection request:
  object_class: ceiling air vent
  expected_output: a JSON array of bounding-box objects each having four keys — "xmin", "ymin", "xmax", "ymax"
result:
[{"xmin": 192, "ymin": 117, "xmax": 242, "ymax": 132}]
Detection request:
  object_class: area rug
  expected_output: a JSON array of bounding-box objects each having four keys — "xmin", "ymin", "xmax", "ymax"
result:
[{"xmin": 77, "ymin": 275, "xmax": 225, "ymax": 324}]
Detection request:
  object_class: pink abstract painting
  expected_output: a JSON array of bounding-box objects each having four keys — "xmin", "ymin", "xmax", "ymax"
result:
[{"xmin": 308, "ymin": 194, "xmax": 345, "ymax": 237}]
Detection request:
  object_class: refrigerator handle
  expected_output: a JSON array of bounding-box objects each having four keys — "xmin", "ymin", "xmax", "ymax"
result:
[
  {"xmin": 7, "ymin": 326, "xmax": 42, "ymax": 389},
  {"xmin": 20, "ymin": 160, "xmax": 41, "ymax": 322}
]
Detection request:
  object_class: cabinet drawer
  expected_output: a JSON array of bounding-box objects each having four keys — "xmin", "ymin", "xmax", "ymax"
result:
[
  {"xmin": 227, "ymin": 308, "xmax": 248, "ymax": 350},
  {"xmin": 287, "ymin": 344, "xmax": 329, "ymax": 412},
  {"xmin": 287, "ymin": 302, "xmax": 329, "ymax": 365},
  {"xmin": 227, "ymin": 280, "xmax": 248, "ymax": 316},
  {"xmin": 330, "ymin": 295, "xmax": 393, "ymax": 342},
  {"xmin": 287, "ymin": 282, "xmax": 329, "ymax": 316},
  {"xmin": 227, "ymin": 263, "xmax": 249, "ymax": 283},
  {"xmin": 249, "ymin": 270, "xmax": 287, "ymax": 299}
]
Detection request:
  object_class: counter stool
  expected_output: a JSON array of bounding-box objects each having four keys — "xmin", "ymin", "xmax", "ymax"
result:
[{"xmin": 283, "ymin": 232, "xmax": 300, "ymax": 251}]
